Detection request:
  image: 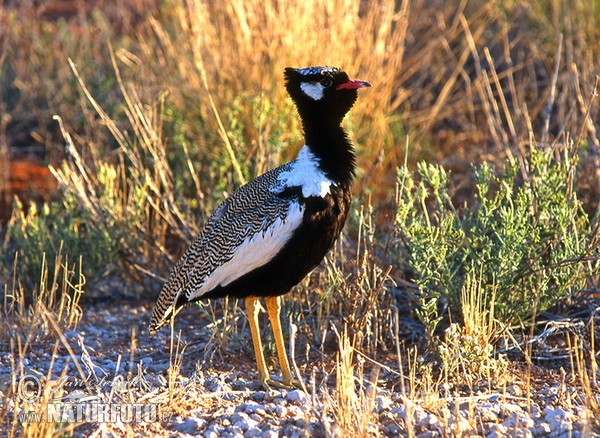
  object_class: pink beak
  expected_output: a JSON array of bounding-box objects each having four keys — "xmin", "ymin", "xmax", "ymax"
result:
[{"xmin": 336, "ymin": 79, "xmax": 372, "ymax": 90}]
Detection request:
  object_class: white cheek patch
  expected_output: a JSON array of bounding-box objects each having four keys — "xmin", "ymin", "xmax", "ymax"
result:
[{"xmin": 300, "ymin": 82, "xmax": 325, "ymax": 100}]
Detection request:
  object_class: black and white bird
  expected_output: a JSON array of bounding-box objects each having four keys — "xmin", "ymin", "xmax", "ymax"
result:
[{"xmin": 149, "ymin": 66, "xmax": 371, "ymax": 389}]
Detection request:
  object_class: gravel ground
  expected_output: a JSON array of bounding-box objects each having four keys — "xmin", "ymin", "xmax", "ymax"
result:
[{"xmin": 1, "ymin": 301, "xmax": 599, "ymax": 437}]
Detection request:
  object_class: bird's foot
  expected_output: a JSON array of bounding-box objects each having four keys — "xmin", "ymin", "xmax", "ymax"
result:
[
  {"xmin": 284, "ymin": 378, "xmax": 304, "ymax": 390},
  {"xmin": 259, "ymin": 376, "xmax": 304, "ymax": 391}
]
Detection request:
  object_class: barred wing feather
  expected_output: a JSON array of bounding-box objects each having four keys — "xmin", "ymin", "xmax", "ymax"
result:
[{"xmin": 149, "ymin": 165, "xmax": 301, "ymax": 334}]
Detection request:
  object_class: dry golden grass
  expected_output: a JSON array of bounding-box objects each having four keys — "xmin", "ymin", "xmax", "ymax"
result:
[
  {"xmin": 133, "ymin": 0, "xmax": 411, "ymax": 199},
  {"xmin": 0, "ymin": 246, "xmax": 83, "ymax": 345},
  {"xmin": 2, "ymin": 0, "xmax": 600, "ymax": 436}
]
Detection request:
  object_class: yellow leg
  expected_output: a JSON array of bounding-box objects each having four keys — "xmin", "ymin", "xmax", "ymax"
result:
[
  {"xmin": 245, "ymin": 296, "xmax": 270, "ymax": 387},
  {"xmin": 245, "ymin": 296, "xmax": 302, "ymax": 390},
  {"xmin": 265, "ymin": 296, "xmax": 302, "ymax": 389}
]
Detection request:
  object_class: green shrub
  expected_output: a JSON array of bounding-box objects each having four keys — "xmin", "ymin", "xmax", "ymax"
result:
[
  {"xmin": 5, "ymin": 193, "xmax": 118, "ymax": 293},
  {"xmin": 394, "ymin": 147, "xmax": 598, "ymax": 341}
]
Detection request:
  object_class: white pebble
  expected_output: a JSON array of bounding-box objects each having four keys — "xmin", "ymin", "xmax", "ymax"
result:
[
  {"xmin": 172, "ymin": 417, "xmax": 204, "ymax": 434},
  {"xmin": 487, "ymin": 424, "xmax": 507, "ymax": 438},
  {"xmin": 274, "ymin": 405, "xmax": 287, "ymax": 417},
  {"xmin": 243, "ymin": 401, "xmax": 266, "ymax": 415},
  {"xmin": 420, "ymin": 413, "xmax": 439, "ymax": 430},
  {"xmin": 203, "ymin": 429, "xmax": 219, "ymax": 438},
  {"xmin": 245, "ymin": 427, "xmax": 263, "ymax": 438},
  {"xmin": 547, "ymin": 407, "xmax": 573, "ymax": 423},
  {"xmin": 286, "ymin": 389, "xmax": 307, "ymax": 404},
  {"xmin": 533, "ymin": 423, "xmax": 551, "ymax": 436},
  {"xmin": 500, "ymin": 402, "xmax": 524, "ymax": 417},
  {"xmin": 375, "ymin": 395, "xmax": 392, "ymax": 412},
  {"xmin": 231, "ymin": 412, "xmax": 259, "ymax": 431},
  {"xmin": 261, "ymin": 430, "xmax": 279, "ymax": 438}
]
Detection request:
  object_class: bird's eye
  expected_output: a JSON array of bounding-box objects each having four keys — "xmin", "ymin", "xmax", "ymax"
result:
[{"xmin": 320, "ymin": 78, "xmax": 333, "ymax": 88}]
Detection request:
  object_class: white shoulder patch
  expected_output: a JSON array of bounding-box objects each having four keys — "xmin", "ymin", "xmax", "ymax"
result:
[
  {"xmin": 274, "ymin": 146, "xmax": 334, "ymax": 197},
  {"xmin": 300, "ymin": 82, "xmax": 325, "ymax": 100},
  {"xmin": 196, "ymin": 201, "xmax": 305, "ymax": 292}
]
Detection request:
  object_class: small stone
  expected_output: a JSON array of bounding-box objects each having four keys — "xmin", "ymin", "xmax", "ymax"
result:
[
  {"xmin": 542, "ymin": 385, "xmax": 560, "ymax": 396},
  {"xmin": 286, "ymin": 390, "xmax": 307, "ymax": 404},
  {"xmin": 506, "ymin": 385, "xmax": 522, "ymax": 396},
  {"xmin": 244, "ymin": 427, "xmax": 263, "ymax": 438},
  {"xmin": 231, "ymin": 379, "xmax": 251, "ymax": 390},
  {"xmin": 227, "ymin": 425, "xmax": 244, "ymax": 437},
  {"xmin": 260, "ymin": 430, "xmax": 279, "ymax": 438},
  {"xmin": 447, "ymin": 414, "xmax": 470, "ymax": 434},
  {"xmin": 231, "ymin": 412, "xmax": 259, "ymax": 431},
  {"xmin": 243, "ymin": 402, "xmax": 266, "ymax": 415},
  {"xmin": 273, "ymin": 396, "xmax": 286, "ymax": 405},
  {"xmin": 528, "ymin": 405, "xmax": 542, "ymax": 419},
  {"xmin": 415, "ymin": 432, "xmax": 432, "ymax": 438},
  {"xmin": 204, "ymin": 428, "xmax": 220, "ymax": 438},
  {"xmin": 533, "ymin": 423, "xmax": 551, "ymax": 436},
  {"xmin": 501, "ymin": 413, "xmax": 524, "ymax": 430},
  {"xmin": 542, "ymin": 405, "xmax": 555, "ymax": 418},
  {"xmin": 208, "ymin": 380, "xmax": 232, "ymax": 393},
  {"xmin": 385, "ymin": 423, "xmax": 403, "ymax": 435},
  {"xmin": 478, "ymin": 404, "xmax": 500, "ymax": 423},
  {"xmin": 274, "ymin": 405, "xmax": 287, "ymax": 417},
  {"xmin": 390, "ymin": 406, "xmax": 405, "ymax": 417},
  {"xmin": 282, "ymin": 424, "xmax": 304, "ymax": 438},
  {"xmin": 419, "ymin": 413, "xmax": 439, "ymax": 430},
  {"xmin": 413, "ymin": 406, "xmax": 428, "ymax": 425},
  {"xmin": 375, "ymin": 395, "xmax": 392, "ymax": 412},
  {"xmin": 487, "ymin": 424, "xmax": 507, "ymax": 438},
  {"xmin": 172, "ymin": 417, "xmax": 204, "ymax": 433},
  {"xmin": 545, "ymin": 406, "xmax": 573, "ymax": 424},
  {"xmin": 551, "ymin": 419, "xmax": 573, "ymax": 433},
  {"xmin": 263, "ymin": 389, "xmax": 280, "ymax": 402},
  {"xmin": 286, "ymin": 405, "xmax": 303, "ymax": 419},
  {"xmin": 573, "ymin": 418, "xmax": 587, "ymax": 431},
  {"xmin": 500, "ymin": 403, "xmax": 523, "ymax": 417},
  {"xmin": 102, "ymin": 360, "xmax": 116, "ymax": 373},
  {"xmin": 307, "ymin": 421, "xmax": 322, "ymax": 436},
  {"xmin": 295, "ymin": 419, "xmax": 308, "ymax": 427}
]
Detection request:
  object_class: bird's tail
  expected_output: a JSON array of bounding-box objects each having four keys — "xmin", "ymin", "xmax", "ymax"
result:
[{"xmin": 149, "ymin": 288, "xmax": 183, "ymax": 336}]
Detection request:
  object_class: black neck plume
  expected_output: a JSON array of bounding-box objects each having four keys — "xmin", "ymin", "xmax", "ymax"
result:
[{"xmin": 303, "ymin": 120, "xmax": 356, "ymax": 187}]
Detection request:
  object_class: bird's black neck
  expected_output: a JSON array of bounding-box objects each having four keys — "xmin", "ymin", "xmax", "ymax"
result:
[{"xmin": 303, "ymin": 120, "xmax": 356, "ymax": 187}]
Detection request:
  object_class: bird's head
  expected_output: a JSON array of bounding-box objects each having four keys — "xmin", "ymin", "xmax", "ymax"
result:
[{"xmin": 284, "ymin": 66, "xmax": 371, "ymax": 125}]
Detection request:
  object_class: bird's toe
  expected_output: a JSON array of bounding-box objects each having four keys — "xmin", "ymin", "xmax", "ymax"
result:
[
  {"xmin": 283, "ymin": 377, "xmax": 304, "ymax": 390},
  {"xmin": 259, "ymin": 377, "xmax": 303, "ymax": 391}
]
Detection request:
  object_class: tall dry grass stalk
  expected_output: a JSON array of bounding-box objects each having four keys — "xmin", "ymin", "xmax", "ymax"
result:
[
  {"xmin": 137, "ymin": 0, "xmax": 410, "ymax": 194},
  {"xmin": 0, "ymin": 246, "xmax": 83, "ymax": 345},
  {"xmin": 568, "ymin": 329, "xmax": 600, "ymax": 432},
  {"xmin": 50, "ymin": 53, "xmax": 200, "ymax": 285},
  {"xmin": 316, "ymin": 326, "xmax": 380, "ymax": 437},
  {"xmin": 296, "ymin": 202, "xmax": 393, "ymax": 358}
]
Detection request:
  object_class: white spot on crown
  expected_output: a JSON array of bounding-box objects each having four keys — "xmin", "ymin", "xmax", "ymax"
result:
[{"xmin": 296, "ymin": 66, "xmax": 338, "ymax": 76}]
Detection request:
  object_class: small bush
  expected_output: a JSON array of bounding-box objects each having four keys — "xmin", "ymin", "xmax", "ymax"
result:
[
  {"xmin": 5, "ymin": 195, "xmax": 117, "ymax": 293},
  {"xmin": 394, "ymin": 146, "xmax": 599, "ymax": 341}
]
